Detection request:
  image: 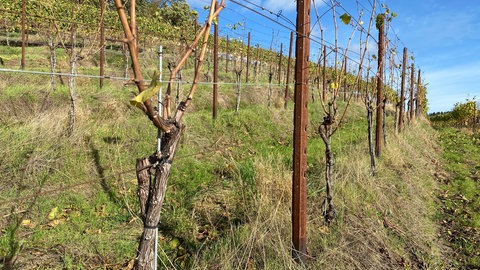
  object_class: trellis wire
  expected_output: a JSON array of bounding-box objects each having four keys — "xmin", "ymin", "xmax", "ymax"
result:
[{"xmin": 0, "ymin": 68, "xmax": 295, "ymax": 87}]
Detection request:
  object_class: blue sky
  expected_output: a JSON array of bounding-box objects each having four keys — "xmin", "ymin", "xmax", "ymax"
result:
[{"xmin": 186, "ymin": 0, "xmax": 480, "ymax": 113}]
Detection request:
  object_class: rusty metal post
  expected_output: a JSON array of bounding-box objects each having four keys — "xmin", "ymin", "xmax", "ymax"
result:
[
  {"xmin": 213, "ymin": 1, "xmax": 219, "ymax": 119},
  {"xmin": 292, "ymin": 0, "xmax": 310, "ymax": 263},
  {"xmin": 254, "ymin": 44, "xmax": 260, "ymax": 81},
  {"xmin": 284, "ymin": 31, "xmax": 294, "ymax": 109},
  {"xmin": 278, "ymin": 43, "xmax": 283, "ymax": 85},
  {"xmin": 473, "ymin": 102, "xmax": 478, "ymax": 131},
  {"xmin": 99, "ymin": 0, "xmax": 105, "ymax": 88},
  {"xmin": 398, "ymin": 47, "xmax": 407, "ymax": 132},
  {"xmin": 194, "ymin": 16, "xmax": 198, "ymax": 72},
  {"xmin": 184, "ymin": 19, "xmax": 189, "ymax": 69},
  {"xmin": 375, "ymin": 14, "xmax": 385, "ymax": 157},
  {"xmin": 245, "ymin": 32, "xmax": 251, "ymax": 83},
  {"xmin": 343, "ymin": 58, "xmax": 347, "ymax": 101},
  {"xmin": 225, "ymin": 35, "xmax": 229, "ymax": 74},
  {"xmin": 415, "ymin": 69, "xmax": 421, "ymax": 117},
  {"xmin": 322, "ymin": 45, "xmax": 327, "ymax": 101},
  {"xmin": 21, "ymin": 0, "xmax": 26, "ymax": 70},
  {"xmin": 409, "ymin": 63, "xmax": 415, "ymax": 122}
]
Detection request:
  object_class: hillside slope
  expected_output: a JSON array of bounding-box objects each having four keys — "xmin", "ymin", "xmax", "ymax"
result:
[{"xmin": 0, "ymin": 67, "xmax": 452, "ymax": 269}]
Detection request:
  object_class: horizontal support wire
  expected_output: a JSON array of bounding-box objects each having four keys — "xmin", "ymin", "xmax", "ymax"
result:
[{"xmin": 0, "ymin": 68, "xmax": 293, "ymax": 87}]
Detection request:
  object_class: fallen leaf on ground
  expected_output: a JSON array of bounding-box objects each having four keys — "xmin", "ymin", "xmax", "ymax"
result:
[
  {"xmin": 48, "ymin": 207, "xmax": 59, "ymax": 220},
  {"xmin": 21, "ymin": 219, "xmax": 37, "ymax": 228},
  {"xmin": 48, "ymin": 218, "xmax": 66, "ymax": 227}
]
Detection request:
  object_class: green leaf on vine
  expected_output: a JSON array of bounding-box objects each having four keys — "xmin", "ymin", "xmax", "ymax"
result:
[
  {"xmin": 340, "ymin": 13, "xmax": 351, "ymax": 25},
  {"xmin": 376, "ymin": 14, "xmax": 384, "ymax": 29}
]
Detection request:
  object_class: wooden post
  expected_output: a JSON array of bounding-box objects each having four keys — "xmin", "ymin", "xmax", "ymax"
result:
[
  {"xmin": 292, "ymin": 0, "xmax": 310, "ymax": 263},
  {"xmin": 375, "ymin": 14, "xmax": 385, "ymax": 157}
]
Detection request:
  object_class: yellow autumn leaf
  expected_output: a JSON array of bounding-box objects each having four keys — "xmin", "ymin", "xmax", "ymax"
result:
[
  {"xmin": 169, "ymin": 238, "xmax": 180, "ymax": 249},
  {"xmin": 318, "ymin": 225, "xmax": 330, "ymax": 234},
  {"xmin": 48, "ymin": 218, "xmax": 66, "ymax": 227},
  {"xmin": 84, "ymin": 228, "xmax": 102, "ymax": 234},
  {"xmin": 95, "ymin": 204, "xmax": 107, "ymax": 217},
  {"xmin": 21, "ymin": 219, "xmax": 31, "ymax": 226},
  {"xmin": 48, "ymin": 207, "xmax": 59, "ymax": 220},
  {"xmin": 330, "ymin": 82, "xmax": 339, "ymax": 90},
  {"xmin": 21, "ymin": 219, "xmax": 37, "ymax": 229},
  {"xmin": 130, "ymin": 71, "xmax": 160, "ymax": 108}
]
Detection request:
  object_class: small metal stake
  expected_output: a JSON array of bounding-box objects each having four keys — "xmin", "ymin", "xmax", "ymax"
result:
[{"xmin": 154, "ymin": 45, "xmax": 163, "ymax": 270}]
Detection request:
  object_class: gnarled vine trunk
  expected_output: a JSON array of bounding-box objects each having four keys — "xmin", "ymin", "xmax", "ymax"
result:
[
  {"xmin": 319, "ymin": 121, "xmax": 336, "ymax": 225},
  {"xmin": 234, "ymin": 68, "xmax": 242, "ymax": 114},
  {"xmin": 367, "ymin": 99, "xmax": 377, "ymax": 176},
  {"xmin": 67, "ymin": 22, "xmax": 77, "ymax": 137},
  {"xmin": 134, "ymin": 126, "xmax": 184, "ymax": 269},
  {"xmin": 113, "ymin": 1, "xmax": 225, "ymax": 269},
  {"xmin": 48, "ymin": 38, "xmax": 57, "ymax": 91}
]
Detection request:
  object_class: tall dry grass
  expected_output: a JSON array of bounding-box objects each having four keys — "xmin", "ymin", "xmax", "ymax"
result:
[{"xmin": 193, "ymin": 116, "xmax": 446, "ymax": 269}]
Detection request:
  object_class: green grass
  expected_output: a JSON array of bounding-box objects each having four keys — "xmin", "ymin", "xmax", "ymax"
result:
[
  {"xmin": 0, "ymin": 43, "xmax": 453, "ymax": 269},
  {"xmin": 436, "ymin": 127, "xmax": 480, "ymax": 268}
]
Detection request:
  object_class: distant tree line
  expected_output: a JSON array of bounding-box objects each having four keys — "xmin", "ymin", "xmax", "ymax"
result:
[{"xmin": 430, "ymin": 98, "xmax": 479, "ymax": 128}]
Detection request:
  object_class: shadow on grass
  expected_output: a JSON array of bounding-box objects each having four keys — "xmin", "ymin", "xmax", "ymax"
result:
[{"xmin": 87, "ymin": 136, "xmax": 119, "ymax": 204}]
